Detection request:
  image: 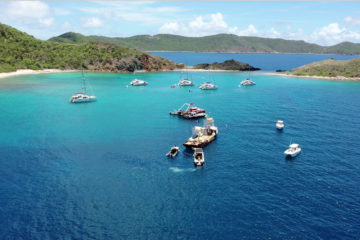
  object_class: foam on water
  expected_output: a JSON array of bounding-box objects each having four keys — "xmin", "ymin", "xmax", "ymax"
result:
[{"xmin": 169, "ymin": 167, "xmax": 197, "ymax": 173}]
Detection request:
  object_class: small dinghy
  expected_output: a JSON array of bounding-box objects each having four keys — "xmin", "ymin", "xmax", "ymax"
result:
[
  {"xmin": 276, "ymin": 120, "xmax": 284, "ymax": 130},
  {"xmin": 193, "ymin": 148, "xmax": 205, "ymax": 167},
  {"xmin": 166, "ymin": 146, "xmax": 180, "ymax": 158},
  {"xmin": 284, "ymin": 143, "xmax": 301, "ymax": 158}
]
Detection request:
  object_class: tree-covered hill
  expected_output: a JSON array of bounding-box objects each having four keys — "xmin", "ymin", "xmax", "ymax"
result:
[
  {"xmin": 193, "ymin": 59, "xmax": 260, "ymax": 71},
  {"xmin": 290, "ymin": 58, "xmax": 360, "ymax": 77},
  {"xmin": 0, "ymin": 23, "xmax": 181, "ymax": 73},
  {"xmin": 50, "ymin": 32, "xmax": 360, "ymax": 54}
]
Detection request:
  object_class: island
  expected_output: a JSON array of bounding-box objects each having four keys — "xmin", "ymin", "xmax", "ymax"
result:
[
  {"xmin": 270, "ymin": 58, "xmax": 360, "ymax": 80},
  {"xmin": 193, "ymin": 59, "xmax": 260, "ymax": 71}
]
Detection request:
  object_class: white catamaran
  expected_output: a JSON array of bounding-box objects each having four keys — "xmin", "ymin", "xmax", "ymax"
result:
[{"xmin": 70, "ymin": 67, "xmax": 97, "ymax": 103}]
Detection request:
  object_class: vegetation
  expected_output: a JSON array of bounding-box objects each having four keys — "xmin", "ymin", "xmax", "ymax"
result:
[
  {"xmin": 290, "ymin": 58, "xmax": 360, "ymax": 77},
  {"xmin": 0, "ymin": 23, "xmax": 181, "ymax": 73},
  {"xmin": 50, "ymin": 32, "xmax": 360, "ymax": 54},
  {"xmin": 193, "ymin": 59, "xmax": 260, "ymax": 71}
]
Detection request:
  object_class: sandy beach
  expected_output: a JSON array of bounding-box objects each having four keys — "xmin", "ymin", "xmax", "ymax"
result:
[
  {"xmin": 0, "ymin": 69, "xmax": 77, "ymax": 79},
  {"xmin": 263, "ymin": 72, "xmax": 360, "ymax": 81}
]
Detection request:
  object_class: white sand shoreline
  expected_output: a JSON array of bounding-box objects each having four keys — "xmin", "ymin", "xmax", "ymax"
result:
[
  {"xmin": 262, "ymin": 72, "xmax": 360, "ymax": 81},
  {"xmin": 0, "ymin": 69, "xmax": 77, "ymax": 79}
]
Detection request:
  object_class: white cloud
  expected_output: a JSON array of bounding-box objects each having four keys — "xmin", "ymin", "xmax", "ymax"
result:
[
  {"xmin": 82, "ymin": 17, "xmax": 104, "ymax": 28},
  {"xmin": 268, "ymin": 28, "xmax": 281, "ymax": 38},
  {"xmin": 0, "ymin": 1, "xmax": 54, "ymax": 27},
  {"xmin": 235, "ymin": 24, "xmax": 259, "ymax": 36},
  {"xmin": 39, "ymin": 18, "xmax": 54, "ymax": 27},
  {"xmin": 344, "ymin": 16, "xmax": 360, "ymax": 28},
  {"xmin": 159, "ymin": 12, "xmax": 240, "ymax": 36},
  {"xmin": 79, "ymin": 2, "xmax": 183, "ymax": 26},
  {"xmin": 310, "ymin": 23, "xmax": 360, "ymax": 45}
]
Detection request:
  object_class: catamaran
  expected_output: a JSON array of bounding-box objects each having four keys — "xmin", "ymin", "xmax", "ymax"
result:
[
  {"xmin": 239, "ymin": 72, "xmax": 256, "ymax": 87},
  {"xmin": 199, "ymin": 82, "xmax": 218, "ymax": 90},
  {"xmin": 70, "ymin": 67, "xmax": 96, "ymax": 103},
  {"xmin": 130, "ymin": 69, "xmax": 148, "ymax": 86},
  {"xmin": 178, "ymin": 72, "xmax": 195, "ymax": 86},
  {"xmin": 130, "ymin": 79, "xmax": 148, "ymax": 86}
]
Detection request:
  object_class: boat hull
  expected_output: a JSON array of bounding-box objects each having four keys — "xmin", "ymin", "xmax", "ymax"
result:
[
  {"xmin": 183, "ymin": 133, "xmax": 217, "ymax": 148},
  {"xmin": 284, "ymin": 149, "xmax": 301, "ymax": 157},
  {"xmin": 70, "ymin": 96, "xmax": 97, "ymax": 103}
]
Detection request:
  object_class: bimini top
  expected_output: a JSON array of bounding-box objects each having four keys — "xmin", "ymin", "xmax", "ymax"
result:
[
  {"xmin": 289, "ymin": 143, "xmax": 299, "ymax": 148},
  {"xmin": 277, "ymin": 120, "xmax": 284, "ymax": 123}
]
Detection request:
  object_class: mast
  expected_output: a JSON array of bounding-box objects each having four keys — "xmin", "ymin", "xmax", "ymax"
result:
[{"xmin": 81, "ymin": 65, "xmax": 86, "ymax": 93}]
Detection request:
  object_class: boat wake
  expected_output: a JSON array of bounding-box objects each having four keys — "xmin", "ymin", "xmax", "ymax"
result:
[{"xmin": 169, "ymin": 167, "xmax": 196, "ymax": 173}]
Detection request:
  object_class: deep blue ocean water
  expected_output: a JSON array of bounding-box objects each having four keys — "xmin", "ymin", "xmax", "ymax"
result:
[
  {"xmin": 1, "ymin": 59, "xmax": 360, "ymax": 239},
  {"xmin": 150, "ymin": 52, "xmax": 360, "ymax": 71}
]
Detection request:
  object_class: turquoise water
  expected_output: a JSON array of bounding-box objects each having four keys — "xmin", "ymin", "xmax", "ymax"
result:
[
  {"xmin": 150, "ymin": 52, "xmax": 360, "ymax": 70},
  {"xmin": 1, "ymin": 71, "xmax": 360, "ymax": 239}
]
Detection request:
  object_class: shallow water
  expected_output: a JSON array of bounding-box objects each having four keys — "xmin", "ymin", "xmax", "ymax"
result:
[{"xmin": 0, "ymin": 71, "xmax": 360, "ymax": 239}]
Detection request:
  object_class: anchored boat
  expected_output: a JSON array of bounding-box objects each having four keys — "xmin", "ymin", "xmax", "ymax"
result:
[
  {"xmin": 184, "ymin": 117, "xmax": 218, "ymax": 148},
  {"xmin": 166, "ymin": 146, "xmax": 180, "ymax": 158},
  {"xmin": 70, "ymin": 67, "xmax": 97, "ymax": 103},
  {"xmin": 130, "ymin": 79, "xmax": 148, "ymax": 86},
  {"xmin": 170, "ymin": 103, "xmax": 206, "ymax": 119},
  {"xmin": 200, "ymin": 82, "xmax": 218, "ymax": 90},
  {"xmin": 284, "ymin": 143, "xmax": 302, "ymax": 157},
  {"xmin": 276, "ymin": 120, "xmax": 284, "ymax": 130},
  {"xmin": 239, "ymin": 79, "xmax": 256, "ymax": 87},
  {"xmin": 178, "ymin": 72, "xmax": 194, "ymax": 86},
  {"xmin": 193, "ymin": 148, "xmax": 205, "ymax": 167}
]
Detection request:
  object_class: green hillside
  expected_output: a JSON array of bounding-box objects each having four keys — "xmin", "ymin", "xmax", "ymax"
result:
[
  {"xmin": 0, "ymin": 23, "xmax": 180, "ymax": 73},
  {"xmin": 290, "ymin": 58, "xmax": 360, "ymax": 77},
  {"xmin": 49, "ymin": 32, "xmax": 360, "ymax": 54}
]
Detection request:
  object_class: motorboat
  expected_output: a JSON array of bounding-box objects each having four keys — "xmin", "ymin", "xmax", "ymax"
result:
[
  {"xmin": 179, "ymin": 79, "xmax": 195, "ymax": 86},
  {"xmin": 284, "ymin": 143, "xmax": 302, "ymax": 157},
  {"xmin": 199, "ymin": 82, "xmax": 218, "ymax": 90},
  {"xmin": 166, "ymin": 146, "xmax": 180, "ymax": 158},
  {"xmin": 193, "ymin": 148, "xmax": 205, "ymax": 167},
  {"xmin": 184, "ymin": 117, "xmax": 218, "ymax": 148},
  {"xmin": 130, "ymin": 79, "xmax": 148, "ymax": 86},
  {"xmin": 70, "ymin": 67, "xmax": 97, "ymax": 103},
  {"xmin": 240, "ymin": 79, "xmax": 256, "ymax": 86},
  {"xmin": 170, "ymin": 103, "xmax": 206, "ymax": 119},
  {"xmin": 276, "ymin": 120, "xmax": 284, "ymax": 130}
]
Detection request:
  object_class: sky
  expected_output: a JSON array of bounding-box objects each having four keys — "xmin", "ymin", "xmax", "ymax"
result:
[{"xmin": 1, "ymin": 1, "xmax": 360, "ymax": 46}]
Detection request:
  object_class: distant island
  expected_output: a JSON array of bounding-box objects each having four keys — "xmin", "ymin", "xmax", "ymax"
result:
[
  {"xmin": 49, "ymin": 32, "xmax": 360, "ymax": 55},
  {"xmin": 271, "ymin": 58, "xmax": 360, "ymax": 80},
  {"xmin": 0, "ymin": 23, "xmax": 182, "ymax": 73},
  {"xmin": 193, "ymin": 60, "xmax": 260, "ymax": 71}
]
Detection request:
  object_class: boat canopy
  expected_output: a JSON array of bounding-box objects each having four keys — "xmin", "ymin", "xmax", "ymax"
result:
[
  {"xmin": 277, "ymin": 120, "xmax": 283, "ymax": 123},
  {"xmin": 194, "ymin": 148, "xmax": 203, "ymax": 153},
  {"xmin": 289, "ymin": 144, "xmax": 299, "ymax": 148}
]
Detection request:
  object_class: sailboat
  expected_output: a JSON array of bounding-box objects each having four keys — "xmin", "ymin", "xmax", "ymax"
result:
[
  {"xmin": 200, "ymin": 70, "xmax": 217, "ymax": 90},
  {"xmin": 70, "ymin": 67, "xmax": 97, "ymax": 103},
  {"xmin": 178, "ymin": 72, "xmax": 194, "ymax": 86},
  {"xmin": 130, "ymin": 69, "xmax": 148, "ymax": 86},
  {"xmin": 239, "ymin": 71, "xmax": 256, "ymax": 87}
]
